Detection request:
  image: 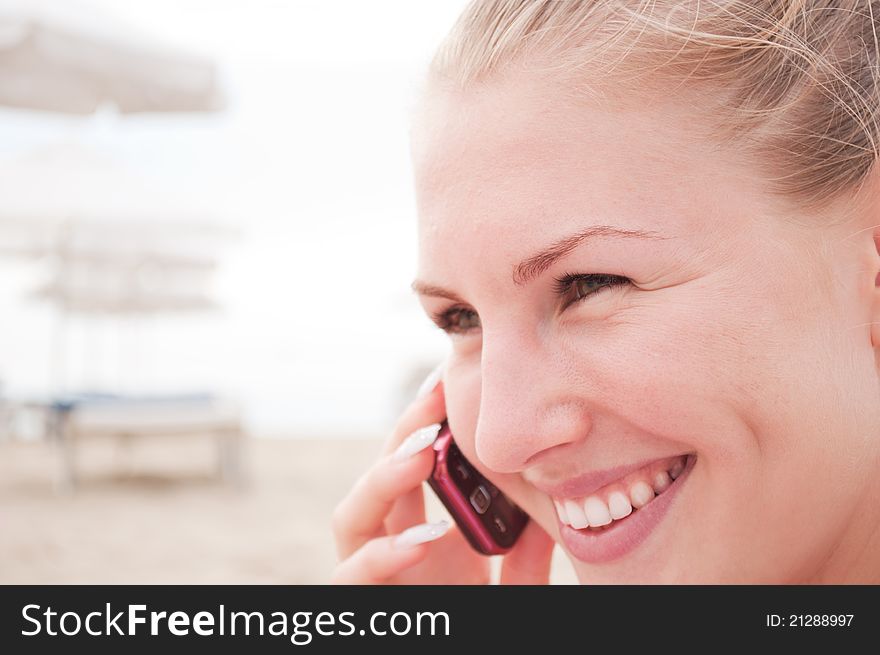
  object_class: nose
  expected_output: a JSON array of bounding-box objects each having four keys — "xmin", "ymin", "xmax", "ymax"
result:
[{"xmin": 473, "ymin": 327, "xmax": 592, "ymax": 473}]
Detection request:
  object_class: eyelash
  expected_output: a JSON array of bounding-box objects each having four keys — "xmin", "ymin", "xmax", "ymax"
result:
[{"xmin": 431, "ymin": 273, "xmax": 632, "ymax": 335}]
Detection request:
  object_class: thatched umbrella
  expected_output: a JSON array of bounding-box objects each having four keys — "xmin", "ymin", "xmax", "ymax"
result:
[{"xmin": 0, "ymin": 0, "xmax": 223, "ymax": 115}]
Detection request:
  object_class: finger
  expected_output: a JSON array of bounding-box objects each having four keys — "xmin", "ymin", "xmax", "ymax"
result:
[
  {"xmin": 331, "ymin": 538, "xmax": 429, "ymax": 585},
  {"xmin": 330, "ymin": 537, "xmax": 428, "ymax": 584},
  {"xmin": 384, "ymin": 484, "xmax": 428, "ymax": 536},
  {"xmin": 334, "ymin": 366, "xmax": 447, "ymax": 557},
  {"xmin": 385, "ymin": 377, "xmax": 447, "ymax": 534},
  {"xmin": 380, "ymin": 375, "xmax": 447, "ymax": 456},
  {"xmin": 333, "ymin": 435, "xmax": 437, "ymax": 559},
  {"xmin": 499, "ymin": 519, "xmax": 555, "ymax": 585},
  {"xmin": 331, "ymin": 521, "xmax": 450, "ymax": 585}
]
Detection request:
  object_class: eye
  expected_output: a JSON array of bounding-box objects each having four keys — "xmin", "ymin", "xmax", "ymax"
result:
[
  {"xmin": 553, "ymin": 272, "xmax": 631, "ymax": 310},
  {"xmin": 431, "ymin": 306, "xmax": 481, "ymax": 336},
  {"xmin": 428, "ymin": 273, "xmax": 630, "ymax": 336}
]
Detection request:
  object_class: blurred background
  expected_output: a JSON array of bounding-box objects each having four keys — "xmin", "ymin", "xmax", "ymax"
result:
[{"xmin": 0, "ymin": 0, "xmax": 575, "ymax": 584}]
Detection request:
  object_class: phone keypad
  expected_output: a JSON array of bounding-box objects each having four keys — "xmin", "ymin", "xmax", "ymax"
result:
[
  {"xmin": 469, "ymin": 485, "xmax": 491, "ymax": 514},
  {"xmin": 442, "ymin": 437, "xmax": 529, "ymax": 550}
]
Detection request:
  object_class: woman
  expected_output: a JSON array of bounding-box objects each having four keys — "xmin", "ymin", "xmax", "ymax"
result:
[{"xmin": 332, "ymin": 0, "xmax": 880, "ymax": 583}]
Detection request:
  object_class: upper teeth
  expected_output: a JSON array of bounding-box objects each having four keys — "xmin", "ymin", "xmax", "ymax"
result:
[{"xmin": 552, "ymin": 455, "xmax": 688, "ymax": 530}]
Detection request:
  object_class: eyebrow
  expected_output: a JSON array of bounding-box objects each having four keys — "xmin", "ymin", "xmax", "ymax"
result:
[{"xmin": 411, "ymin": 225, "xmax": 664, "ymax": 299}]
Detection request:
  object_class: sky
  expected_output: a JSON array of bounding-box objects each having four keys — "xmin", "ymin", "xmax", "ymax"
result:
[{"xmin": 0, "ymin": 0, "xmax": 470, "ymax": 437}]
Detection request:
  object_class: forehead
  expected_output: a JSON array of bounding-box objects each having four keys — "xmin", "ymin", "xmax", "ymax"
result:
[{"xmin": 410, "ymin": 75, "xmax": 764, "ymax": 257}]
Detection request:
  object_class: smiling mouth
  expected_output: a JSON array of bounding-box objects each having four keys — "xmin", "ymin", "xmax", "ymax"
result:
[{"xmin": 552, "ymin": 453, "xmax": 695, "ymax": 532}]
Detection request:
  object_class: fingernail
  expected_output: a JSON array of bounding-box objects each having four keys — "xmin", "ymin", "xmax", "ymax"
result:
[
  {"xmin": 393, "ymin": 520, "xmax": 450, "ymax": 549},
  {"xmin": 415, "ymin": 362, "xmax": 444, "ymax": 400},
  {"xmin": 392, "ymin": 422, "xmax": 441, "ymax": 462}
]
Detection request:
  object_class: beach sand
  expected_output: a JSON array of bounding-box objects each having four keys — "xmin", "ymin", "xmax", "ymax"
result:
[{"xmin": 0, "ymin": 434, "xmax": 577, "ymax": 584}]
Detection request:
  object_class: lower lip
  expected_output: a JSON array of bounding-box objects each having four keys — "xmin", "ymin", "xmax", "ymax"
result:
[{"xmin": 558, "ymin": 453, "xmax": 697, "ymax": 564}]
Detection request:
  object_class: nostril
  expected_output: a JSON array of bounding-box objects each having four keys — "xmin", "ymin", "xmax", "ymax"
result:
[
  {"xmin": 523, "ymin": 439, "xmax": 579, "ymax": 466},
  {"xmin": 475, "ymin": 412, "xmax": 592, "ymax": 473}
]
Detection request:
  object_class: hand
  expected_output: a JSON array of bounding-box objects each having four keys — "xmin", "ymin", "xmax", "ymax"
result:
[{"xmin": 330, "ymin": 371, "xmax": 555, "ymax": 584}]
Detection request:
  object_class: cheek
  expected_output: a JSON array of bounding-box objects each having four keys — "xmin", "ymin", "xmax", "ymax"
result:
[{"xmin": 597, "ymin": 279, "xmax": 866, "ymax": 539}]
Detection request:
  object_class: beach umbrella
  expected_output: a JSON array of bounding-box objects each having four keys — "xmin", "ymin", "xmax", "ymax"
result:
[
  {"xmin": 0, "ymin": 0, "xmax": 223, "ymax": 115},
  {"xmin": 0, "ymin": 144, "xmax": 235, "ymax": 314}
]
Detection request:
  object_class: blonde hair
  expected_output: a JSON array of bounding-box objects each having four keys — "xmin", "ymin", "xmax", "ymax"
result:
[{"xmin": 427, "ymin": 1, "xmax": 880, "ymax": 214}]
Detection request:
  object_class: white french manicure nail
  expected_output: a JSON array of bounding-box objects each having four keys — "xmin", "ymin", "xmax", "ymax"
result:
[
  {"xmin": 415, "ymin": 362, "xmax": 444, "ymax": 400},
  {"xmin": 392, "ymin": 520, "xmax": 450, "ymax": 549},
  {"xmin": 392, "ymin": 422, "xmax": 441, "ymax": 461}
]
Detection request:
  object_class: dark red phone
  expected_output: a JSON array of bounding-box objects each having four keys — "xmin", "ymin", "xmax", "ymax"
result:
[{"xmin": 427, "ymin": 420, "xmax": 529, "ymax": 555}]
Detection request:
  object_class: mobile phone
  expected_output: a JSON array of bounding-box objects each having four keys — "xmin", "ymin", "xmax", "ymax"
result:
[{"xmin": 427, "ymin": 420, "xmax": 529, "ymax": 555}]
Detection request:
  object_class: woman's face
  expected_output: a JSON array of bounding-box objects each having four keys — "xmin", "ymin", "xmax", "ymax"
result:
[{"xmin": 410, "ymin": 75, "xmax": 880, "ymax": 583}]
